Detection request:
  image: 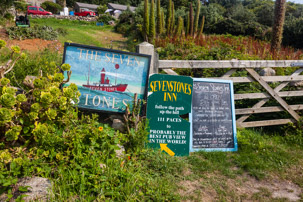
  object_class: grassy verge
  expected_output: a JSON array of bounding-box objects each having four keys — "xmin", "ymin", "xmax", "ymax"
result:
[
  {"xmin": 30, "ymin": 18, "xmax": 127, "ymax": 49},
  {"xmin": 2, "ymin": 124, "xmax": 302, "ymax": 201},
  {"xmin": 45, "ymin": 127, "xmax": 303, "ymax": 201},
  {"xmin": 1, "ymin": 19, "xmax": 303, "ymax": 200},
  {"xmin": 179, "ymin": 127, "xmax": 303, "ymax": 201}
]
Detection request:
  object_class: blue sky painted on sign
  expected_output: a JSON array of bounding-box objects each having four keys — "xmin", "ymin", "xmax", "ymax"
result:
[{"xmin": 64, "ymin": 46, "xmax": 150, "ymax": 95}]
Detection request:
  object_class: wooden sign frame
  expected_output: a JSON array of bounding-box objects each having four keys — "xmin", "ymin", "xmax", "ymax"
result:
[{"xmin": 189, "ymin": 78, "xmax": 238, "ymax": 152}]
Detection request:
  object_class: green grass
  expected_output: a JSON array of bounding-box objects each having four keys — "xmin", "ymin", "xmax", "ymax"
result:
[
  {"xmin": 1, "ymin": 19, "xmax": 303, "ymax": 200},
  {"xmin": 178, "ymin": 127, "xmax": 303, "ymax": 201},
  {"xmin": 1, "ymin": 114, "xmax": 303, "ymax": 201},
  {"xmin": 186, "ymin": 128, "xmax": 303, "ymax": 179},
  {"xmin": 30, "ymin": 18, "xmax": 127, "ymax": 49}
]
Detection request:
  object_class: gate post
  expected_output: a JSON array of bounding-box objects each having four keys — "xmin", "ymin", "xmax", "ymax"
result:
[{"xmin": 136, "ymin": 42, "xmax": 158, "ymax": 74}]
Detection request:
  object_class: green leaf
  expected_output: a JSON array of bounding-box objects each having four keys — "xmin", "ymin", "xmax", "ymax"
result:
[
  {"xmin": 18, "ymin": 186, "xmax": 31, "ymax": 192},
  {"xmin": 7, "ymin": 193, "xmax": 13, "ymax": 199},
  {"xmin": 2, "ymin": 181, "xmax": 12, "ymax": 187},
  {"xmin": 16, "ymin": 194, "xmax": 28, "ymax": 202}
]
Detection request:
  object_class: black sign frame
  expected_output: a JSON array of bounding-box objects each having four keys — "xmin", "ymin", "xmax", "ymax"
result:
[{"xmin": 62, "ymin": 42, "xmax": 151, "ymax": 114}]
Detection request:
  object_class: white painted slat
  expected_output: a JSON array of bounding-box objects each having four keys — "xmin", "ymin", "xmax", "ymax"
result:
[
  {"xmin": 236, "ymin": 68, "xmax": 303, "ymax": 124},
  {"xmin": 236, "ymin": 104, "xmax": 303, "ymax": 115},
  {"xmin": 222, "ymin": 69, "xmax": 237, "ymax": 78},
  {"xmin": 162, "ymin": 69, "xmax": 178, "ymax": 75},
  {"xmin": 159, "ymin": 60, "xmax": 303, "ymax": 69},
  {"xmin": 239, "ymin": 119, "xmax": 295, "ymax": 128},
  {"xmin": 234, "ymin": 91, "xmax": 303, "ymax": 100},
  {"xmin": 246, "ymin": 68, "xmax": 300, "ymax": 121},
  {"xmin": 212, "ymin": 75, "xmax": 303, "ymax": 83}
]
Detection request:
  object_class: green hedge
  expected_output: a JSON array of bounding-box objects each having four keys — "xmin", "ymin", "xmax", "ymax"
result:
[{"xmin": 41, "ymin": 1, "xmax": 62, "ymax": 14}]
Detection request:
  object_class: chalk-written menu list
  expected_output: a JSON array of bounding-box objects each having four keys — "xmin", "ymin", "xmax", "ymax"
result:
[{"xmin": 191, "ymin": 80, "xmax": 236, "ymax": 150}]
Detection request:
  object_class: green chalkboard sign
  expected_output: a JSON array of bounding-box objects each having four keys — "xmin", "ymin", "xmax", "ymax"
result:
[{"xmin": 146, "ymin": 74, "xmax": 193, "ymax": 156}]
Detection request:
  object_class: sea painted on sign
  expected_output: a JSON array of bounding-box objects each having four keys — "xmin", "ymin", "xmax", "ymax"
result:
[{"xmin": 63, "ymin": 43, "xmax": 150, "ymax": 112}]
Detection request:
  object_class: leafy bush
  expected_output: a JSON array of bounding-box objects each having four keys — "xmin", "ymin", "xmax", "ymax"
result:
[
  {"xmin": 0, "ymin": 41, "xmax": 182, "ymax": 201},
  {"xmin": 3, "ymin": 13, "xmax": 13, "ymax": 20},
  {"xmin": 210, "ymin": 18, "xmax": 245, "ymax": 36},
  {"xmin": 114, "ymin": 1, "xmax": 144, "ymax": 40},
  {"xmin": 114, "ymin": 9, "xmax": 134, "ymax": 36},
  {"xmin": 98, "ymin": 14, "xmax": 116, "ymax": 25},
  {"xmin": 6, "ymin": 25, "xmax": 59, "ymax": 40},
  {"xmin": 156, "ymin": 35, "xmax": 303, "ymax": 61},
  {"xmin": 14, "ymin": 0, "xmax": 27, "ymax": 12},
  {"xmin": 243, "ymin": 21, "xmax": 266, "ymax": 39},
  {"xmin": 41, "ymin": 1, "xmax": 62, "ymax": 14},
  {"xmin": 254, "ymin": 2, "xmax": 274, "ymax": 27},
  {"xmin": 226, "ymin": 4, "xmax": 256, "ymax": 23},
  {"xmin": 0, "ymin": 0, "xmax": 13, "ymax": 17},
  {"xmin": 0, "ymin": 48, "xmax": 61, "ymax": 89},
  {"xmin": 283, "ymin": 16, "xmax": 303, "ymax": 49},
  {"xmin": 0, "ymin": 68, "xmax": 80, "ymax": 146},
  {"xmin": 97, "ymin": 4, "xmax": 107, "ymax": 15},
  {"xmin": 200, "ymin": 4, "xmax": 225, "ymax": 32},
  {"xmin": 0, "ymin": 17, "xmax": 6, "ymax": 26},
  {"xmin": 56, "ymin": 27, "xmax": 68, "ymax": 36}
]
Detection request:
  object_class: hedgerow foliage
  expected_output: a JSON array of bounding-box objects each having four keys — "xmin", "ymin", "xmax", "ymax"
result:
[
  {"xmin": 0, "ymin": 66, "xmax": 80, "ymax": 145},
  {"xmin": 41, "ymin": 1, "xmax": 62, "ymax": 14},
  {"xmin": 6, "ymin": 26, "xmax": 59, "ymax": 40},
  {"xmin": 0, "ymin": 40, "xmax": 181, "ymax": 201}
]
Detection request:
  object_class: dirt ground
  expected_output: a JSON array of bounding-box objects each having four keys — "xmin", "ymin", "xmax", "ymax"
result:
[
  {"xmin": 0, "ymin": 28, "xmax": 63, "ymax": 52},
  {"xmin": 178, "ymin": 170, "xmax": 302, "ymax": 201}
]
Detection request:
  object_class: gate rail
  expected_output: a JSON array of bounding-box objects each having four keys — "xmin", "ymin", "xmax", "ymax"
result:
[{"xmin": 137, "ymin": 42, "xmax": 303, "ymax": 128}]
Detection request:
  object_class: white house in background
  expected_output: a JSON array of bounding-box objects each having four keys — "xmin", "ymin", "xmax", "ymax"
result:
[
  {"xmin": 107, "ymin": 3, "xmax": 136, "ymax": 13},
  {"xmin": 106, "ymin": 3, "xmax": 136, "ymax": 18},
  {"xmin": 26, "ymin": 0, "xmax": 56, "ymax": 6},
  {"xmin": 73, "ymin": 2, "xmax": 137, "ymax": 17}
]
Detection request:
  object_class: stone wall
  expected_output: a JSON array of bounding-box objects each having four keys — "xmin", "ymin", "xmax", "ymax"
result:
[{"xmin": 30, "ymin": 15, "xmax": 98, "ymax": 22}]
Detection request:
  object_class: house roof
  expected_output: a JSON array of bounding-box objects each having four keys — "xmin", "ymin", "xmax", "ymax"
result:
[
  {"xmin": 75, "ymin": 2, "xmax": 99, "ymax": 10},
  {"xmin": 107, "ymin": 3, "xmax": 136, "ymax": 12}
]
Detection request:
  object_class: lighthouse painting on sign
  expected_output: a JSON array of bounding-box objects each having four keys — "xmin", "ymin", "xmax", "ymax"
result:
[{"xmin": 62, "ymin": 43, "xmax": 151, "ymax": 113}]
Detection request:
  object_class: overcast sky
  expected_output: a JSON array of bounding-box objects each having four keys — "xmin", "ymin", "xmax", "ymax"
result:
[{"xmin": 287, "ymin": 0, "xmax": 302, "ymax": 4}]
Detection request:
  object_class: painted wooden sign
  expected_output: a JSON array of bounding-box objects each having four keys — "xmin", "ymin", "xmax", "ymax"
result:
[
  {"xmin": 62, "ymin": 43, "xmax": 151, "ymax": 113},
  {"xmin": 190, "ymin": 78, "xmax": 238, "ymax": 152},
  {"xmin": 146, "ymin": 74, "xmax": 193, "ymax": 156}
]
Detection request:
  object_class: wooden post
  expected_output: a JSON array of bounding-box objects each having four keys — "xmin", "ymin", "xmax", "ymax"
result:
[{"xmin": 136, "ymin": 42, "xmax": 158, "ymax": 74}]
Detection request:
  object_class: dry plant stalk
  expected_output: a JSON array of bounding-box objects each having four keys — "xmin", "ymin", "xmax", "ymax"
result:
[
  {"xmin": 61, "ymin": 70, "xmax": 72, "ymax": 85},
  {"xmin": 0, "ymin": 56, "xmax": 21, "ymax": 79},
  {"xmin": 123, "ymin": 93, "xmax": 144, "ymax": 134}
]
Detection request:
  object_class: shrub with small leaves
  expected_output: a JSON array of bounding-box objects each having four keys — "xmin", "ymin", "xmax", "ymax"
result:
[
  {"xmin": 0, "ymin": 93, "xmax": 16, "ymax": 107},
  {"xmin": 61, "ymin": 63, "xmax": 71, "ymax": 71},
  {"xmin": 53, "ymin": 73, "xmax": 64, "ymax": 83},
  {"xmin": 5, "ymin": 126, "xmax": 22, "ymax": 141},
  {"xmin": 16, "ymin": 94, "xmax": 27, "ymax": 103},
  {"xmin": 0, "ymin": 78, "xmax": 10, "ymax": 86},
  {"xmin": 40, "ymin": 92, "xmax": 53, "ymax": 106},
  {"xmin": 0, "ymin": 63, "xmax": 79, "ymax": 145},
  {"xmin": 0, "ymin": 40, "xmax": 6, "ymax": 49},
  {"xmin": 32, "ymin": 123, "xmax": 48, "ymax": 139},
  {"xmin": 6, "ymin": 26, "xmax": 59, "ymax": 40},
  {"xmin": 0, "ymin": 108, "xmax": 13, "ymax": 124},
  {"xmin": 11, "ymin": 46, "xmax": 21, "ymax": 54}
]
